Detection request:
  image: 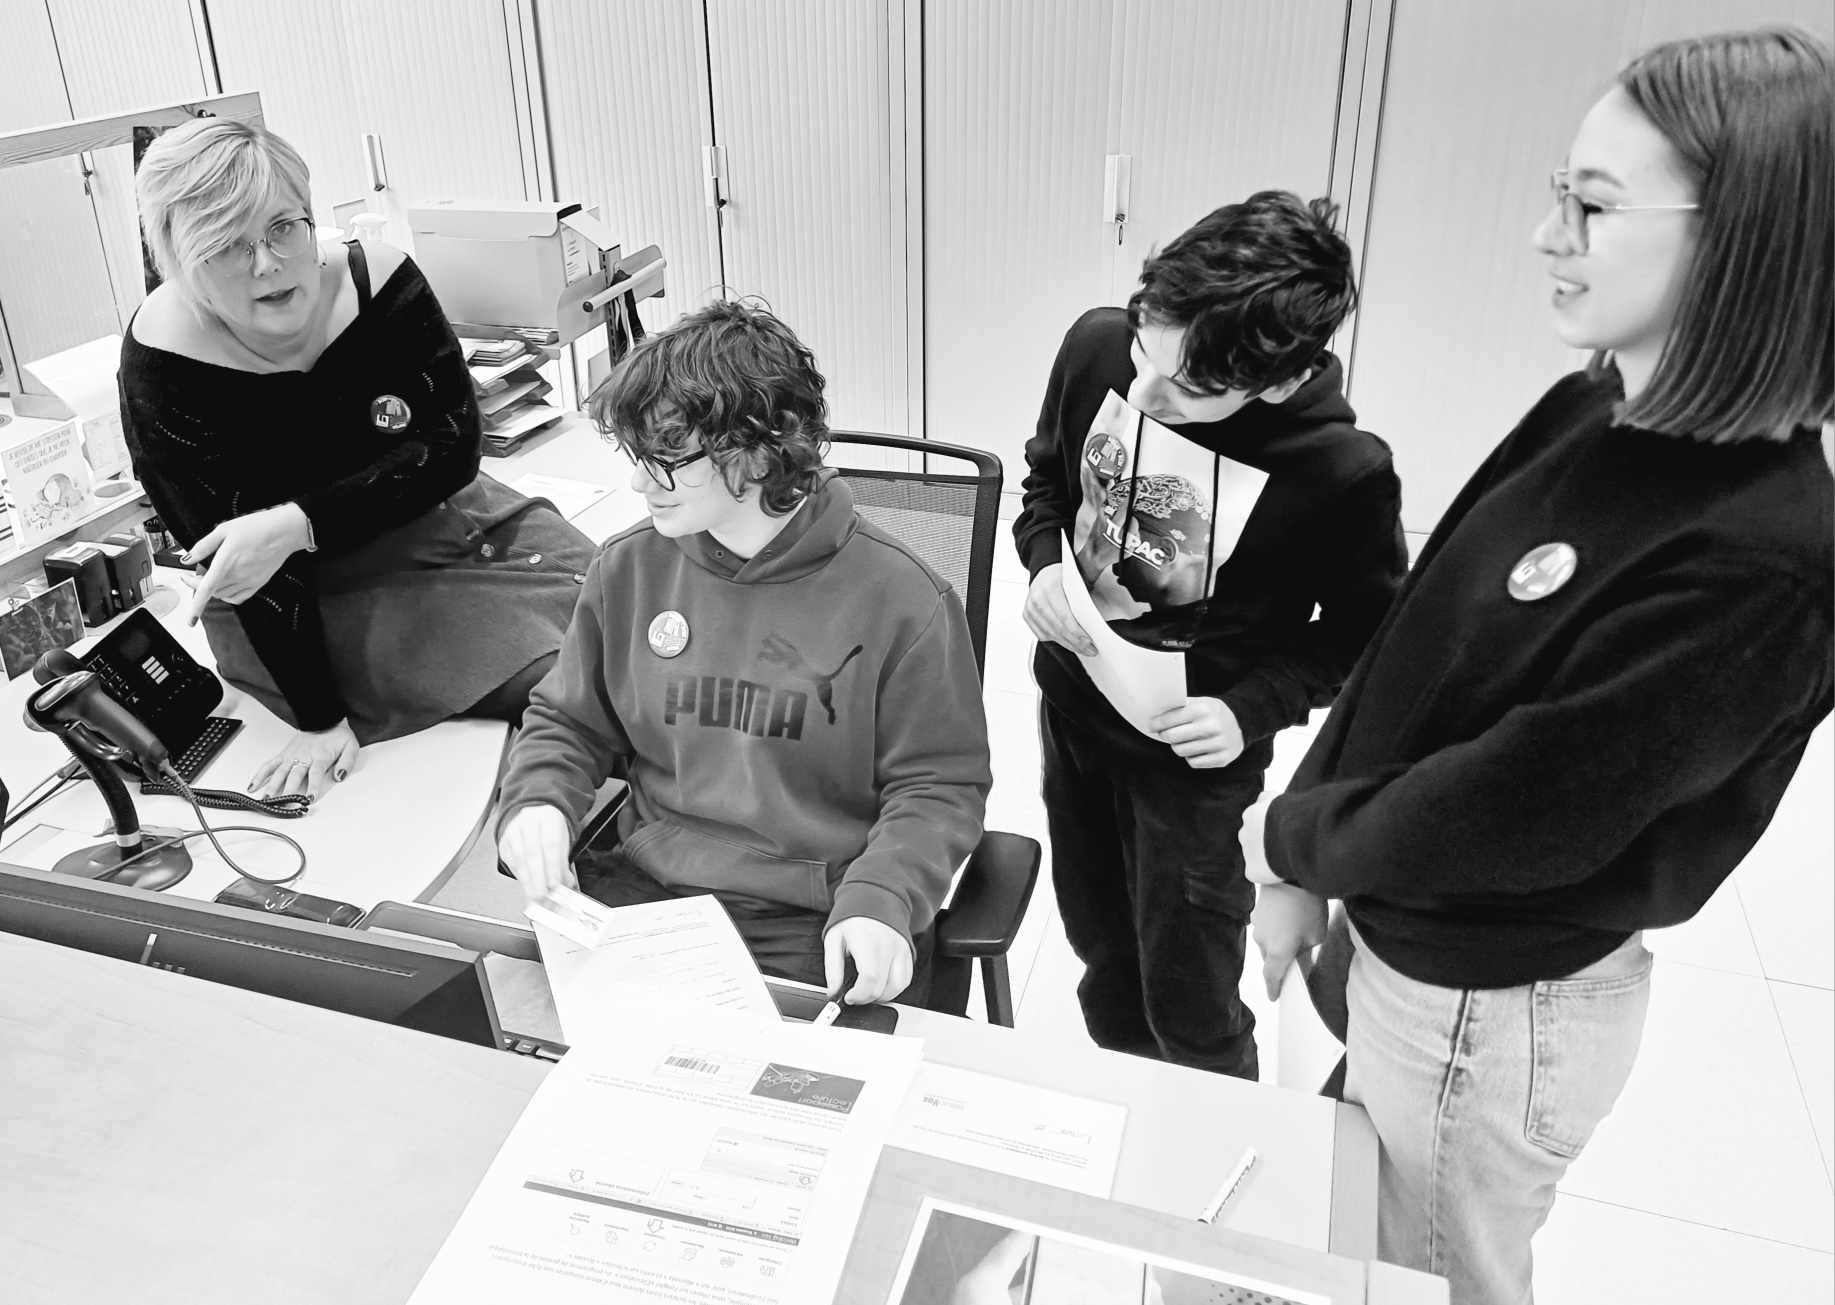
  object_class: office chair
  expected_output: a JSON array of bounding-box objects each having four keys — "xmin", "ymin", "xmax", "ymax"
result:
[{"xmin": 535, "ymin": 431, "xmax": 1041, "ymax": 1026}]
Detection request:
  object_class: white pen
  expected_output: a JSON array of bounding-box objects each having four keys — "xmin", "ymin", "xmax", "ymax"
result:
[{"xmin": 1197, "ymin": 1146, "xmax": 1258, "ymax": 1224}]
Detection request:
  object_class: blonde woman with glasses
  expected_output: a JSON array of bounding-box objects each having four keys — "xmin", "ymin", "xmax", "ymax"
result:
[{"xmin": 123, "ymin": 119, "xmax": 593, "ymax": 799}]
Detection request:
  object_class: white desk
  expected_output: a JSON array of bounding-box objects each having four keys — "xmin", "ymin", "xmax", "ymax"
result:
[
  {"xmin": 0, "ymin": 930, "xmax": 1441, "ymax": 1305},
  {"xmin": 0, "ymin": 599, "xmax": 511, "ymax": 907},
  {"xmin": 0, "ymin": 426, "xmax": 647, "ymax": 908},
  {"xmin": 489, "ymin": 414, "xmax": 648, "ymax": 545}
]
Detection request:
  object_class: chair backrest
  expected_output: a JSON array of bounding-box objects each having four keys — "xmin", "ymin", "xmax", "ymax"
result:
[{"xmin": 825, "ymin": 431, "xmax": 1003, "ymax": 682}]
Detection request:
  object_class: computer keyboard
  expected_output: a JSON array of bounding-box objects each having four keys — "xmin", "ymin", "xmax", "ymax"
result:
[{"xmin": 159, "ymin": 716, "xmax": 243, "ymax": 785}]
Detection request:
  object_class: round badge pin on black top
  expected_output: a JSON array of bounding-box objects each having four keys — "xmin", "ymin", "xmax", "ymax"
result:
[
  {"xmin": 648, "ymin": 610, "xmax": 690, "ymax": 658},
  {"xmin": 1508, "ymin": 542, "xmax": 1578, "ymax": 602},
  {"xmin": 369, "ymin": 394, "xmax": 411, "ymax": 433}
]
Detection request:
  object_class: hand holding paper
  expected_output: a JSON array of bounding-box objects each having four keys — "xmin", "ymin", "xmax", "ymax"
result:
[
  {"xmin": 1022, "ymin": 564, "xmax": 1097, "ymax": 656},
  {"xmin": 526, "ymin": 888, "xmax": 781, "ymax": 1042},
  {"xmin": 1054, "ymin": 538, "xmax": 1187, "ymax": 738},
  {"xmin": 1150, "ymin": 696, "xmax": 1244, "ymax": 769}
]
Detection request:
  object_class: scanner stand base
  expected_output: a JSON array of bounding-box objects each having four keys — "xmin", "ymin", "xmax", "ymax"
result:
[{"xmin": 55, "ymin": 835, "xmax": 193, "ymax": 891}]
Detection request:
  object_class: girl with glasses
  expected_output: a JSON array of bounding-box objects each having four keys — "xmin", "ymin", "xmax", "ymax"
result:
[
  {"xmin": 1253, "ymin": 27, "xmax": 1831, "ymax": 1305},
  {"xmin": 123, "ymin": 119, "xmax": 594, "ymax": 798}
]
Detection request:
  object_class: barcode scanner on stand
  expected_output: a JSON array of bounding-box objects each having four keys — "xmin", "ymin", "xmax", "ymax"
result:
[
  {"xmin": 24, "ymin": 669, "xmax": 194, "ymax": 889},
  {"xmin": 34, "ymin": 610, "xmax": 245, "ymax": 788}
]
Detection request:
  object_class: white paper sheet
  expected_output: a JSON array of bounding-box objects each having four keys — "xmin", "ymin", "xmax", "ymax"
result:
[
  {"xmin": 888, "ymin": 1063, "xmax": 1126, "ymax": 1198},
  {"xmin": 1057, "ymin": 531, "xmax": 1187, "ymax": 737},
  {"xmin": 506, "ymin": 471, "xmax": 614, "ymax": 523},
  {"xmin": 21, "ymin": 335, "xmax": 120, "ymax": 419},
  {"xmin": 526, "ymin": 889, "xmax": 781, "ymax": 1043},
  {"xmin": 406, "ymin": 1003, "xmax": 923, "ymax": 1305}
]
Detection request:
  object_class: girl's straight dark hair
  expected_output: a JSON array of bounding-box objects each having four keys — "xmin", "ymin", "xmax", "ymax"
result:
[{"xmin": 1609, "ymin": 27, "xmax": 1833, "ymax": 443}]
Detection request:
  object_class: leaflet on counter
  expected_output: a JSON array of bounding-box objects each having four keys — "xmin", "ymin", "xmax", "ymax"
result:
[
  {"xmin": 407, "ymin": 1002, "xmax": 923, "ymax": 1305},
  {"xmin": 889, "ymin": 1062, "xmax": 1126, "ymax": 1198}
]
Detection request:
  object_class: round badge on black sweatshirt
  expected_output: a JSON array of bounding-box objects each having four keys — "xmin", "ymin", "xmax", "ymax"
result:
[
  {"xmin": 1508, "ymin": 543, "xmax": 1577, "ymax": 601},
  {"xmin": 369, "ymin": 394, "xmax": 411, "ymax": 432}
]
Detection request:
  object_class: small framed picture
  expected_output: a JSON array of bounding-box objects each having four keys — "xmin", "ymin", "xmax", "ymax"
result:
[{"xmin": 0, "ymin": 578, "xmax": 86, "ymax": 680}]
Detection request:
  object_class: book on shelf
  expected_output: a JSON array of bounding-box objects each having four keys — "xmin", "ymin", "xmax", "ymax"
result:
[{"xmin": 1, "ymin": 420, "xmax": 98, "ymax": 548}]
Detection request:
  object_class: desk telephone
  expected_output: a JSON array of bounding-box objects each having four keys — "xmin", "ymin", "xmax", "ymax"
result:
[{"xmin": 39, "ymin": 609, "xmax": 242, "ymax": 787}]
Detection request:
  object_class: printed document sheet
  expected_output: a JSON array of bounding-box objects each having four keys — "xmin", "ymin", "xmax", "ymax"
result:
[
  {"xmin": 889, "ymin": 1063, "xmax": 1127, "ymax": 1197},
  {"xmin": 407, "ymin": 1003, "xmax": 923, "ymax": 1305},
  {"xmin": 1058, "ymin": 531, "xmax": 1187, "ymax": 736},
  {"xmin": 525, "ymin": 889, "xmax": 779, "ymax": 1043},
  {"xmin": 506, "ymin": 471, "xmax": 613, "ymax": 523}
]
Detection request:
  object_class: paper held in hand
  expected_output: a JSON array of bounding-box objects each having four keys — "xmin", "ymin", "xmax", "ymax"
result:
[
  {"xmin": 1057, "ymin": 534, "xmax": 1187, "ymax": 737},
  {"xmin": 525, "ymin": 887, "xmax": 782, "ymax": 1043}
]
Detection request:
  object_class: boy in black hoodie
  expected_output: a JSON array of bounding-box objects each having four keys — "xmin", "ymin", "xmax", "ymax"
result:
[{"xmin": 1014, "ymin": 192, "xmax": 1406, "ymax": 1078}]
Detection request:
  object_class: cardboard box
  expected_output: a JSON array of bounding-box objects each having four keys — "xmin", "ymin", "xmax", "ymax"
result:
[{"xmin": 408, "ymin": 201, "xmax": 619, "ymax": 340}]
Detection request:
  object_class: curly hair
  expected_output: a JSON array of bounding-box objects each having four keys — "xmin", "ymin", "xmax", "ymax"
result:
[
  {"xmin": 1126, "ymin": 190, "xmax": 1357, "ymax": 395},
  {"xmin": 588, "ymin": 299, "xmax": 828, "ymax": 515}
]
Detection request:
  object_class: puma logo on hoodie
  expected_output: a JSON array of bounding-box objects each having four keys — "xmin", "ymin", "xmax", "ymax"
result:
[
  {"xmin": 660, "ymin": 634, "xmax": 867, "ymax": 738},
  {"xmin": 759, "ymin": 634, "xmax": 865, "ymax": 724}
]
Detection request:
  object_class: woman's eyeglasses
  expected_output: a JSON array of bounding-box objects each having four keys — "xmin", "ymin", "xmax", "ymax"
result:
[
  {"xmin": 206, "ymin": 216, "xmax": 316, "ymax": 273},
  {"xmin": 1548, "ymin": 170, "xmax": 1699, "ymax": 253},
  {"xmin": 617, "ymin": 442, "xmax": 710, "ymax": 491}
]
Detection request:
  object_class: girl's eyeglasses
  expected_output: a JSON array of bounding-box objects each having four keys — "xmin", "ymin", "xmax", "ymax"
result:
[{"xmin": 1549, "ymin": 170, "xmax": 1699, "ymax": 253}]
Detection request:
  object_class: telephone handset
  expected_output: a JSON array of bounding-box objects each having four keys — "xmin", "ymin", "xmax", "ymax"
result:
[{"xmin": 37, "ymin": 608, "xmax": 242, "ymax": 784}]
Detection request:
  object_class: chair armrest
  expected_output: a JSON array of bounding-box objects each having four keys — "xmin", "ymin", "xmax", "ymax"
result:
[
  {"xmin": 494, "ymin": 784, "xmax": 631, "ymax": 879},
  {"xmin": 569, "ymin": 784, "xmax": 630, "ymax": 861},
  {"xmin": 934, "ymin": 831, "xmax": 1041, "ymax": 959}
]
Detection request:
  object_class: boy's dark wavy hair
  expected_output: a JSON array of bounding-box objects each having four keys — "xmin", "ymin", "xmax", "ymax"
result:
[
  {"xmin": 588, "ymin": 298, "xmax": 829, "ymax": 514},
  {"xmin": 1126, "ymin": 190, "xmax": 1358, "ymax": 395}
]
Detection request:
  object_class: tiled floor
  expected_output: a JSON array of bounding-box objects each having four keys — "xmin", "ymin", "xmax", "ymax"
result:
[{"xmin": 981, "ymin": 494, "xmax": 1834, "ymax": 1302}]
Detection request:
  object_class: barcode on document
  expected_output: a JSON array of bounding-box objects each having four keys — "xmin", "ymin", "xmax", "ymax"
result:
[{"xmin": 665, "ymin": 1055, "xmax": 722, "ymax": 1074}]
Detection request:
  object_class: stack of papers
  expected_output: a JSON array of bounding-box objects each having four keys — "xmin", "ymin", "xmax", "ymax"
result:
[
  {"xmin": 406, "ymin": 1001, "xmax": 922, "ymax": 1305},
  {"xmin": 459, "ymin": 336, "xmax": 564, "ymax": 455},
  {"xmin": 505, "ymin": 472, "xmax": 613, "ymax": 523}
]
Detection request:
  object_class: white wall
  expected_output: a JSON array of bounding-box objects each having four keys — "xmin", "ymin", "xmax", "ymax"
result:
[{"xmin": 1349, "ymin": 0, "xmax": 1835, "ymax": 531}]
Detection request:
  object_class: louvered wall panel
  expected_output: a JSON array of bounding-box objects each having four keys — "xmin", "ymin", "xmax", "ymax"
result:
[
  {"xmin": 205, "ymin": 0, "xmax": 369, "ymax": 216},
  {"xmin": 1105, "ymin": 0, "xmax": 1348, "ymax": 301},
  {"xmin": 921, "ymin": 0, "xmax": 1115, "ymax": 485},
  {"xmin": 0, "ymin": 0, "xmax": 146, "ymax": 369},
  {"xmin": 332, "ymin": 0, "xmax": 527, "ymax": 211},
  {"xmin": 704, "ymin": 0, "xmax": 904, "ymax": 434},
  {"xmin": 534, "ymin": 0, "xmax": 720, "ymax": 344},
  {"xmin": 47, "ymin": 0, "xmax": 208, "ymax": 116},
  {"xmin": 49, "ymin": 0, "xmax": 211, "ymax": 321},
  {"xmin": 1349, "ymin": 0, "xmax": 1833, "ymax": 533}
]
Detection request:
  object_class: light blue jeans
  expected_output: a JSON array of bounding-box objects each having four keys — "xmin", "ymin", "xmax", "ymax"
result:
[{"xmin": 1342, "ymin": 922, "xmax": 1653, "ymax": 1305}]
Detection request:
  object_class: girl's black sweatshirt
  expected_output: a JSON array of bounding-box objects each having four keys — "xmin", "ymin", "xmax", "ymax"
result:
[{"xmin": 1268, "ymin": 371, "xmax": 1833, "ymax": 988}]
